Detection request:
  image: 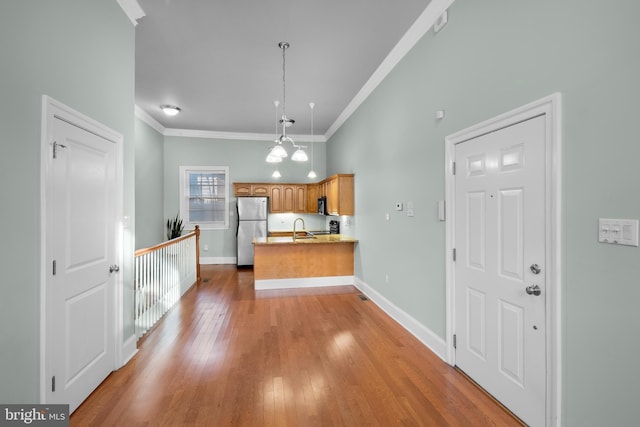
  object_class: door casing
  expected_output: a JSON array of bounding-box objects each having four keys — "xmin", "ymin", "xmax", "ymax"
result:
[
  {"xmin": 40, "ymin": 95, "xmax": 125, "ymax": 404},
  {"xmin": 444, "ymin": 93, "xmax": 562, "ymax": 426}
]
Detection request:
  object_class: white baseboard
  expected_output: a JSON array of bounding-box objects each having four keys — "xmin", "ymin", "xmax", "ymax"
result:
[
  {"xmin": 120, "ymin": 334, "xmax": 138, "ymax": 367},
  {"xmin": 354, "ymin": 277, "xmax": 447, "ymax": 362},
  {"xmin": 255, "ymin": 275, "xmax": 354, "ymax": 291},
  {"xmin": 200, "ymin": 256, "xmax": 236, "ymax": 265}
]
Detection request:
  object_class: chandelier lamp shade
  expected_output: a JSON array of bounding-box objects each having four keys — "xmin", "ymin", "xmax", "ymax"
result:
[{"xmin": 266, "ymin": 42, "xmax": 308, "ymax": 164}]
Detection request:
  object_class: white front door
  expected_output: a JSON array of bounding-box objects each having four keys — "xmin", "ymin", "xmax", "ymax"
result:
[
  {"xmin": 46, "ymin": 116, "xmax": 117, "ymax": 413},
  {"xmin": 454, "ymin": 115, "xmax": 546, "ymax": 426}
]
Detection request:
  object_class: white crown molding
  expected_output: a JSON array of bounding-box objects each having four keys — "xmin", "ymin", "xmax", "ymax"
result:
[
  {"xmin": 135, "ymin": 105, "xmax": 166, "ymax": 134},
  {"xmin": 163, "ymin": 128, "xmax": 327, "ymax": 143},
  {"xmin": 324, "ymin": 0, "xmax": 455, "ymax": 140},
  {"xmin": 117, "ymin": 0, "xmax": 145, "ymax": 26},
  {"xmin": 134, "ymin": 106, "xmax": 327, "ymax": 142}
]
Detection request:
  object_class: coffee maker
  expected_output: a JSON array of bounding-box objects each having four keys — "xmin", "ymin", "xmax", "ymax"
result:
[{"xmin": 329, "ymin": 220, "xmax": 340, "ymax": 234}]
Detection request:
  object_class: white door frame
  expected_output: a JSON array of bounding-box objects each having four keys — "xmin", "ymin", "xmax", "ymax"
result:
[
  {"xmin": 444, "ymin": 93, "xmax": 562, "ymax": 426},
  {"xmin": 39, "ymin": 95, "xmax": 124, "ymax": 403}
]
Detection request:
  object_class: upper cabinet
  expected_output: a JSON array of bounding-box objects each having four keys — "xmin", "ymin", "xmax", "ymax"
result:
[
  {"xmin": 233, "ymin": 183, "xmax": 252, "ymax": 196},
  {"xmin": 269, "ymin": 185, "xmax": 283, "ymax": 213},
  {"xmin": 323, "ymin": 174, "xmax": 354, "ymax": 216},
  {"xmin": 233, "ymin": 173, "xmax": 354, "ymax": 215},
  {"xmin": 251, "ymin": 184, "xmax": 270, "ymax": 196},
  {"xmin": 306, "ymin": 184, "xmax": 319, "ymax": 213},
  {"xmin": 293, "ymin": 185, "xmax": 307, "ymax": 213}
]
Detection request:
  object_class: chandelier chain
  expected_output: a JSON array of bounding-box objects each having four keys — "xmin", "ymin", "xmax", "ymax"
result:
[{"xmin": 282, "ymin": 44, "xmax": 287, "ymax": 120}]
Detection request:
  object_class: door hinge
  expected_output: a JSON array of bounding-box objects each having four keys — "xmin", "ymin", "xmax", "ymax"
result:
[
  {"xmin": 452, "ymin": 161, "xmax": 456, "ymax": 175},
  {"xmin": 453, "ymin": 334, "xmax": 457, "ymax": 349},
  {"xmin": 53, "ymin": 141, "xmax": 66, "ymax": 159},
  {"xmin": 52, "ymin": 375, "xmax": 56, "ymax": 392},
  {"xmin": 52, "ymin": 260, "xmax": 57, "ymax": 275},
  {"xmin": 452, "ymin": 248, "xmax": 456, "ymax": 261}
]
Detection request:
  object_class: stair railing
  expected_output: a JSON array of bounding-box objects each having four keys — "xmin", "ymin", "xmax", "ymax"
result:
[{"xmin": 134, "ymin": 225, "xmax": 200, "ymax": 339}]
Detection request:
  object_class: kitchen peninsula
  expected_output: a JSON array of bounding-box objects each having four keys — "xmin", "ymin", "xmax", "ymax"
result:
[{"xmin": 253, "ymin": 234, "xmax": 358, "ymax": 290}]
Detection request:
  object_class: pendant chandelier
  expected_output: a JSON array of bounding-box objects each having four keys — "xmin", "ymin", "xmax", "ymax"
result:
[{"xmin": 266, "ymin": 42, "xmax": 308, "ymax": 163}]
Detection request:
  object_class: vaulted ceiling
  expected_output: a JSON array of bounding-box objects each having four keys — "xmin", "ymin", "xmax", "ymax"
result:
[{"xmin": 135, "ymin": 0, "xmax": 433, "ymax": 139}]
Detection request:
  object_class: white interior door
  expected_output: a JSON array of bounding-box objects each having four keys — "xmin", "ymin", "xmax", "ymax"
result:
[
  {"xmin": 454, "ymin": 115, "xmax": 546, "ymax": 426},
  {"xmin": 46, "ymin": 116, "xmax": 117, "ymax": 413}
]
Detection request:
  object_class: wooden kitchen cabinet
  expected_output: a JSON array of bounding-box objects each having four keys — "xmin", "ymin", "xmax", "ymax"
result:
[
  {"xmin": 279, "ymin": 184, "xmax": 307, "ymax": 213},
  {"xmin": 233, "ymin": 183, "xmax": 252, "ymax": 196},
  {"xmin": 322, "ymin": 174, "xmax": 354, "ymax": 216},
  {"xmin": 326, "ymin": 177, "xmax": 338, "ymax": 214},
  {"xmin": 282, "ymin": 185, "xmax": 295, "ymax": 212},
  {"xmin": 233, "ymin": 175, "xmax": 353, "ymax": 215},
  {"xmin": 294, "ymin": 185, "xmax": 307, "ymax": 213},
  {"xmin": 307, "ymin": 184, "xmax": 319, "ymax": 213},
  {"xmin": 269, "ymin": 185, "xmax": 283, "ymax": 212},
  {"xmin": 251, "ymin": 184, "xmax": 270, "ymax": 196}
]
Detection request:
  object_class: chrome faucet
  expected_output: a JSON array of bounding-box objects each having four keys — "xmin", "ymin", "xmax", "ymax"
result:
[{"xmin": 293, "ymin": 217, "xmax": 305, "ymax": 241}]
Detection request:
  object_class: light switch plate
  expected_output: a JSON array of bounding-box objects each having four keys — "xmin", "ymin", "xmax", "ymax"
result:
[
  {"xmin": 599, "ymin": 218, "xmax": 639, "ymax": 246},
  {"xmin": 395, "ymin": 202, "xmax": 403, "ymax": 211}
]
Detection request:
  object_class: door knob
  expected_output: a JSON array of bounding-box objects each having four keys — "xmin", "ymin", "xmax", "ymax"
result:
[
  {"xmin": 530, "ymin": 264, "xmax": 541, "ymax": 275},
  {"xmin": 525, "ymin": 284, "xmax": 541, "ymax": 296},
  {"xmin": 109, "ymin": 264, "xmax": 120, "ymax": 273}
]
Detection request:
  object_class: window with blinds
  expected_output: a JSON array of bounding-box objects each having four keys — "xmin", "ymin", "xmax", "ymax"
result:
[{"xmin": 179, "ymin": 166, "xmax": 229, "ymax": 229}]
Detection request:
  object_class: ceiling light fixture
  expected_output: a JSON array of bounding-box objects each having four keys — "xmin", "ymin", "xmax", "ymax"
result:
[
  {"xmin": 160, "ymin": 104, "xmax": 181, "ymax": 116},
  {"xmin": 266, "ymin": 42, "xmax": 308, "ymax": 163},
  {"xmin": 307, "ymin": 102, "xmax": 317, "ymax": 179}
]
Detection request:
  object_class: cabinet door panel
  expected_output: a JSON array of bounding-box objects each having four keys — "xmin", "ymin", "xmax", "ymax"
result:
[
  {"xmin": 270, "ymin": 185, "xmax": 283, "ymax": 213},
  {"xmin": 307, "ymin": 184, "xmax": 319, "ymax": 213},
  {"xmin": 282, "ymin": 185, "xmax": 295, "ymax": 212},
  {"xmin": 294, "ymin": 185, "xmax": 307, "ymax": 213},
  {"xmin": 252, "ymin": 184, "xmax": 270, "ymax": 196},
  {"xmin": 234, "ymin": 183, "xmax": 252, "ymax": 196}
]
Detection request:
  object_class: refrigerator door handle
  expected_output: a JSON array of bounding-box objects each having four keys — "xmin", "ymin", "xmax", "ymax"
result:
[{"xmin": 236, "ymin": 203, "xmax": 240, "ymax": 236}]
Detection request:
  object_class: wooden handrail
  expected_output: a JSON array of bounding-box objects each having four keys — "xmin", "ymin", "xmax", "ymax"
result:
[
  {"xmin": 134, "ymin": 225, "xmax": 201, "ymax": 284},
  {"xmin": 134, "ymin": 225, "xmax": 200, "ymax": 257}
]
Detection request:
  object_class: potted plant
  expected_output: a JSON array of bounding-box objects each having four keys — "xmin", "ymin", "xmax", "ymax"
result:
[{"xmin": 166, "ymin": 212, "xmax": 184, "ymax": 240}]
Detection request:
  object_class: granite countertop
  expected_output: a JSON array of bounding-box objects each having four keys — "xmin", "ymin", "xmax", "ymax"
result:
[{"xmin": 254, "ymin": 234, "xmax": 358, "ymax": 245}]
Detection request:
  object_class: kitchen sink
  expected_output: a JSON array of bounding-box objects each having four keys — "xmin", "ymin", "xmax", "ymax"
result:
[{"xmin": 294, "ymin": 236, "xmax": 317, "ymax": 240}]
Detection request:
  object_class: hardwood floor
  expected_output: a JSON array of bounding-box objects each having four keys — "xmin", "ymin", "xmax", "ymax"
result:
[{"xmin": 71, "ymin": 265, "xmax": 523, "ymax": 426}]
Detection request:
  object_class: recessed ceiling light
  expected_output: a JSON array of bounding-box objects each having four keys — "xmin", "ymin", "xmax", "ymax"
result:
[{"xmin": 160, "ymin": 105, "xmax": 181, "ymax": 116}]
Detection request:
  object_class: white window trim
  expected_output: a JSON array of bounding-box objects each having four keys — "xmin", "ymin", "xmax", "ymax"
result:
[{"xmin": 179, "ymin": 165, "xmax": 230, "ymax": 230}]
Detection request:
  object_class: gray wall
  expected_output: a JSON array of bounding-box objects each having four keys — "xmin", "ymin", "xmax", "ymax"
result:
[
  {"xmin": 135, "ymin": 118, "xmax": 165, "ymax": 249},
  {"xmin": 0, "ymin": 1, "xmax": 136, "ymax": 403},
  {"xmin": 327, "ymin": 0, "xmax": 640, "ymax": 425}
]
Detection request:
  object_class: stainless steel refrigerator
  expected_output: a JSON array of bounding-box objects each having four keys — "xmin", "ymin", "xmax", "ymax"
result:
[{"xmin": 236, "ymin": 196, "xmax": 268, "ymax": 267}]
